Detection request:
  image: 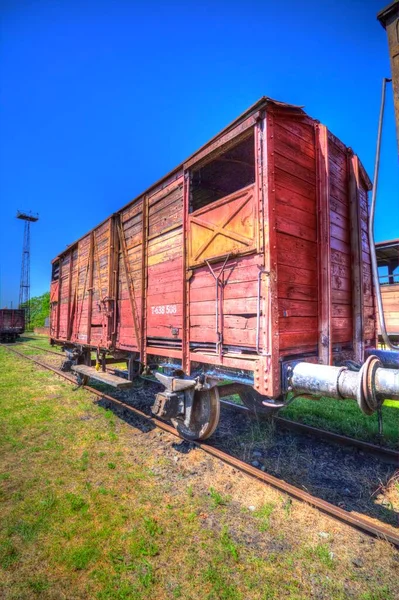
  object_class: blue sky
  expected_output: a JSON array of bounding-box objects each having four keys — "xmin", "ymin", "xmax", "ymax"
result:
[{"xmin": 0, "ymin": 0, "xmax": 398, "ymax": 306}]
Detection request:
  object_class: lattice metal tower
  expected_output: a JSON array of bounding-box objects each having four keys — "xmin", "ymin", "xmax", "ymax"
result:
[{"xmin": 17, "ymin": 211, "xmax": 38, "ymax": 329}]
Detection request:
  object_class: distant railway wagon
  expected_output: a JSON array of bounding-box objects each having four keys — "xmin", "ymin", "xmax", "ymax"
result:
[
  {"xmin": 50, "ymin": 97, "xmax": 399, "ymax": 439},
  {"xmin": 376, "ymin": 239, "xmax": 399, "ymax": 342},
  {"xmin": 0, "ymin": 309, "xmax": 25, "ymax": 342}
]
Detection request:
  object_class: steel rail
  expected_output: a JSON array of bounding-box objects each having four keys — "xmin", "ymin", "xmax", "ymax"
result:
[
  {"xmin": 14, "ymin": 343, "xmax": 63, "ymax": 356},
  {"xmin": 15, "ymin": 342, "xmax": 126, "ymax": 369},
  {"xmin": 1, "ymin": 343, "xmax": 398, "ymax": 547},
  {"xmin": 219, "ymin": 400, "xmax": 399, "ymax": 465}
]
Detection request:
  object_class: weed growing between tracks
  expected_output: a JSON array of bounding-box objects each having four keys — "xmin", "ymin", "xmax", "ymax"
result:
[{"xmin": 0, "ymin": 346, "xmax": 398, "ymax": 599}]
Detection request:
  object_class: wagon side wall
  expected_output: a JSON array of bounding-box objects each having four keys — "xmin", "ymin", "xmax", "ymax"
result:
[
  {"xmin": 146, "ymin": 178, "xmax": 184, "ymax": 353},
  {"xmin": 117, "ymin": 198, "xmax": 144, "ymax": 352},
  {"xmin": 0, "ymin": 309, "xmax": 25, "ymax": 334},
  {"xmin": 271, "ymin": 115, "xmax": 376, "ymax": 364},
  {"xmin": 358, "ymin": 170, "xmax": 377, "ymax": 348},
  {"xmin": 379, "ymin": 284, "xmax": 399, "ymax": 334},
  {"xmin": 272, "ymin": 112, "xmax": 318, "ymax": 357},
  {"xmin": 328, "ymin": 133, "xmax": 353, "ymax": 347},
  {"xmin": 50, "ymin": 218, "xmax": 115, "ymax": 346}
]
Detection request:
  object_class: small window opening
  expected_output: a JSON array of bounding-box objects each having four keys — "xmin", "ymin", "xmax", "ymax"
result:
[
  {"xmin": 378, "ymin": 264, "xmax": 388, "ymax": 285},
  {"xmin": 190, "ymin": 131, "xmax": 255, "ymax": 213},
  {"xmin": 378, "ymin": 263, "xmax": 399, "ymax": 285},
  {"xmin": 52, "ymin": 261, "xmax": 60, "ymax": 281}
]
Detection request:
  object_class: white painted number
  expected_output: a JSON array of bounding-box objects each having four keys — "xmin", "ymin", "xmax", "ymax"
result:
[{"xmin": 151, "ymin": 305, "xmax": 177, "ymax": 315}]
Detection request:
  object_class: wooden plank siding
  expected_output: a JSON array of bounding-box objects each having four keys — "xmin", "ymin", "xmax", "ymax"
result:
[
  {"xmin": 72, "ymin": 234, "xmax": 92, "ymax": 344},
  {"xmin": 273, "ymin": 115, "xmax": 318, "ymax": 355},
  {"xmin": 328, "ymin": 135, "xmax": 353, "ymax": 346},
  {"xmin": 379, "ymin": 284, "xmax": 399, "ymax": 335},
  {"xmin": 116, "ymin": 199, "xmax": 144, "ymax": 351},
  {"xmin": 358, "ymin": 172, "xmax": 376, "ymax": 346},
  {"xmin": 146, "ymin": 179, "xmax": 184, "ymax": 343},
  {"xmin": 188, "ymin": 254, "xmax": 262, "ymax": 347}
]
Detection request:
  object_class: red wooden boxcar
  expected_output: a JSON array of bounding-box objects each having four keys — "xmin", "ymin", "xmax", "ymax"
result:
[
  {"xmin": 50, "ymin": 97, "xmax": 378, "ymax": 438},
  {"xmin": 0, "ymin": 309, "xmax": 25, "ymax": 342}
]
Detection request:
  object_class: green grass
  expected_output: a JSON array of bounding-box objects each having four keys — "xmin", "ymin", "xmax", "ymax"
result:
[
  {"xmin": 302, "ymin": 543, "xmax": 335, "ymax": 569},
  {"xmin": 254, "ymin": 503, "xmax": 275, "ymax": 532},
  {"xmin": 209, "ymin": 486, "xmax": 230, "ymax": 508},
  {"xmin": 0, "ymin": 346, "xmax": 398, "ymax": 599},
  {"xmin": 280, "ymin": 395, "xmax": 399, "ymax": 447},
  {"xmin": 18, "ymin": 333, "xmax": 63, "ymax": 354},
  {"xmin": 221, "ymin": 385, "xmax": 398, "ymax": 448}
]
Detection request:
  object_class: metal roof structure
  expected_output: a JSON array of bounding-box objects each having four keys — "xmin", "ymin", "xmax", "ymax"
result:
[{"xmin": 376, "ymin": 238, "xmax": 399, "ymax": 264}]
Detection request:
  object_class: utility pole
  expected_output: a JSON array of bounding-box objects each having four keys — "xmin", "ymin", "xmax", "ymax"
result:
[{"xmin": 17, "ymin": 211, "xmax": 38, "ymax": 329}]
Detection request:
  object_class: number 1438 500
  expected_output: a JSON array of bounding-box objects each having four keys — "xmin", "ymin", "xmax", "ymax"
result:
[{"xmin": 151, "ymin": 305, "xmax": 177, "ymax": 315}]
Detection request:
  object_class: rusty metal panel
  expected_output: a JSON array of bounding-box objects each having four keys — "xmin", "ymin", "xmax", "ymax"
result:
[{"xmin": 188, "ymin": 184, "xmax": 257, "ymax": 267}]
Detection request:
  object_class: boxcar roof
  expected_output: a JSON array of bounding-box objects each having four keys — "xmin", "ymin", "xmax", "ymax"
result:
[
  {"xmin": 53, "ymin": 96, "xmax": 371, "ymax": 261},
  {"xmin": 376, "ymin": 238, "xmax": 399, "ymax": 263}
]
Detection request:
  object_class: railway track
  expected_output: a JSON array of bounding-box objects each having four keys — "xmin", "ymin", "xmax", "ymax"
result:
[
  {"xmin": 12, "ymin": 342, "xmax": 399, "ymax": 466},
  {"xmin": 220, "ymin": 400, "xmax": 399, "ymax": 465},
  {"xmin": 2, "ymin": 342, "xmax": 399, "ymax": 547},
  {"xmin": 16, "ymin": 342, "xmax": 63, "ymax": 356}
]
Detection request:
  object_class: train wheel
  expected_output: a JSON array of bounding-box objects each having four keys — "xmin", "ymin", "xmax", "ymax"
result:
[
  {"xmin": 238, "ymin": 388, "xmax": 284, "ymax": 417},
  {"xmin": 172, "ymin": 387, "xmax": 220, "ymax": 441}
]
